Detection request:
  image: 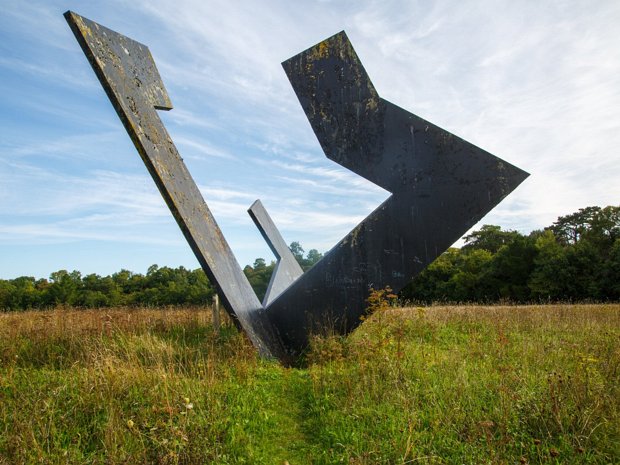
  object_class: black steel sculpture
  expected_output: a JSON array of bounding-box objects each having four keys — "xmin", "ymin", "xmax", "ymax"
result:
[{"xmin": 65, "ymin": 12, "xmax": 528, "ymax": 364}]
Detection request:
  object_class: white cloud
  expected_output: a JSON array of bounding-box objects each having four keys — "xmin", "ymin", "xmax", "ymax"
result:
[{"xmin": 173, "ymin": 136, "xmax": 238, "ymax": 160}]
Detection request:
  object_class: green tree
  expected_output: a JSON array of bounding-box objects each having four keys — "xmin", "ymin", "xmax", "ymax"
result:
[
  {"xmin": 186, "ymin": 268, "xmax": 214, "ymax": 305},
  {"xmin": 243, "ymin": 260, "xmax": 275, "ymax": 302},
  {"xmin": 601, "ymin": 239, "xmax": 620, "ymax": 299},
  {"xmin": 550, "ymin": 206, "xmax": 602, "ymax": 245},
  {"xmin": 529, "ymin": 230, "xmax": 568, "ymax": 300},
  {"xmin": 462, "ymin": 225, "xmax": 521, "ymax": 254},
  {"xmin": 564, "ymin": 239, "xmax": 603, "ymax": 300},
  {"xmin": 483, "ymin": 235, "xmax": 537, "ymax": 301},
  {"xmin": 46, "ymin": 270, "xmax": 81, "ymax": 306},
  {"xmin": 10, "ymin": 276, "xmax": 41, "ymax": 309},
  {"xmin": 401, "ymin": 248, "xmax": 460, "ymax": 302},
  {"xmin": 253, "ymin": 258, "xmax": 267, "ymax": 270},
  {"xmin": 585, "ymin": 205, "xmax": 620, "ymax": 251},
  {"xmin": 0, "ymin": 281, "xmax": 17, "ymax": 310},
  {"xmin": 301, "ymin": 248, "xmax": 323, "ymax": 271},
  {"xmin": 448, "ymin": 249, "xmax": 493, "ymax": 302},
  {"xmin": 289, "ymin": 241, "xmax": 305, "ymax": 264}
]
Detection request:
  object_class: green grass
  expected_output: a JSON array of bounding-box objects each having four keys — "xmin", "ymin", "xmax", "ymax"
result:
[{"xmin": 0, "ymin": 304, "xmax": 618, "ymax": 464}]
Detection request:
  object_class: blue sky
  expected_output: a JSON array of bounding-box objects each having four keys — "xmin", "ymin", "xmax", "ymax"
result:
[{"xmin": 1, "ymin": 0, "xmax": 619, "ymax": 279}]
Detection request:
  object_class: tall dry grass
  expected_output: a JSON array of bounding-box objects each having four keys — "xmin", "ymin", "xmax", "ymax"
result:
[{"xmin": 0, "ymin": 304, "xmax": 618, "ymax": 464}]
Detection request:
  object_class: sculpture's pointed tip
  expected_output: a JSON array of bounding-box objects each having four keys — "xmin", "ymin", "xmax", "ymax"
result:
[
  {"xmin": 503, "ymin": 161, "xmax": 530, "ymax": 197},
  {"xmin": 248, "ymin": 199, "xmax": 262, "ymax": 212},
  {"xmin": 282, "ymin": 30, "xmax": 350, "ymax": 67}
]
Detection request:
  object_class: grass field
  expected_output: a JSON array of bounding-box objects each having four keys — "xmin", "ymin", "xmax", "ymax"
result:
[{"xmin": 0, "ymin": 304, "xmax": 618, "ymax": 464}]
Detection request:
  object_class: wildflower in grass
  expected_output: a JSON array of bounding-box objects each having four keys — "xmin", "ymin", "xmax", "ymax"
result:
[
  {"xmin": 184, "ymin": 397, "xmax": 193, "ymax": 409},
  {"xmin": 364, "ymin": 285, "xmax": 399, "ymax": 319},
  {"xmin": 126, "ymin": 419, "xmax": 134, "ymax": 428}
]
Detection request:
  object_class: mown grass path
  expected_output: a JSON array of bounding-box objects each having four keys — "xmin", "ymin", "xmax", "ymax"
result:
[{"xmin": 1, "ymin": 305, "xmax": 619, "ymax": 464}]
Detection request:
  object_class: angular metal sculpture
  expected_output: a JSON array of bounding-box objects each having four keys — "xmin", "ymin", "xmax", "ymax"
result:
[{"xmin": 65, "ymin": 12, "xmax": 529, "ymax": 364}]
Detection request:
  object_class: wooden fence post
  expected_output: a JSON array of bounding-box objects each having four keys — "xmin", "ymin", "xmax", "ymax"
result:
[{"xmin": 212, "ymin": 294, "xmax": 220, "ymax": 335}]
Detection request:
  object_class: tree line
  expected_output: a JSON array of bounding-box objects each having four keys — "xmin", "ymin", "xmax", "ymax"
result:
[
  {"xmin": 0, "ymin": 242, "xmax": 322, "ymax": 311},
  {"xmin": 0, "ymin": 265, "xmax": 214, "ymax": 311},
  {"xmin": 1, "ymin": 206, "xmax": 618, "ymax": 311},
  {"xmin": 402, "ymin": 205, "xmax": 620, "ymax": 303}
]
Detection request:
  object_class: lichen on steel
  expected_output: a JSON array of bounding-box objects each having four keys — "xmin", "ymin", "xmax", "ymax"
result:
[{"xmin": 66, "ymin": 14, "xmax": 528, "ymax": 364}]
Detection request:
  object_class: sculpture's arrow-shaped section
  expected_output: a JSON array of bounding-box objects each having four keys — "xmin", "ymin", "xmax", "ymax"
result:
[
  {"xmin": 64, "ymin": 11, "xmax": 279, "ymax": 358},
  {"xmin": 248, "ymin": 200, "xmax": 303, "ymax": 306},
  {"xmin": 265, "ymin": 31, "xmax": 529, "ymax": 362}
]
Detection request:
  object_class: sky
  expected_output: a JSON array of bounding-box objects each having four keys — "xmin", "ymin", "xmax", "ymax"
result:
[{"xmin": 1, "ymin": 0, "xmax": 619, "ymax": 280}]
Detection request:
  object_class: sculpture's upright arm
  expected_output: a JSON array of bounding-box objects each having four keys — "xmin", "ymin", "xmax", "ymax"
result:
[
  {"xmin": 248, "ymin": 200, "xmax": 303, "ymax": 306},
  {"xmin": 64, "ymin": 11, "xmax": 279, "ymax": 357}
]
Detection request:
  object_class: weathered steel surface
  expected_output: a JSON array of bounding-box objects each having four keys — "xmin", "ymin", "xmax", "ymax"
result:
[
  {"xmin": 66, "ymin": 13, "xmax": 529, "ymax": 364},
  {"xmin": 64, "ymin": 11, "xmax": 279, "ymax": 358},
  {"xmin": 264, "ymin": 31, "xmax": 529, "ymax": 362},
  {"xmin": 248, "ymin": 200, "xmax": 303, "ymax": 306}
]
